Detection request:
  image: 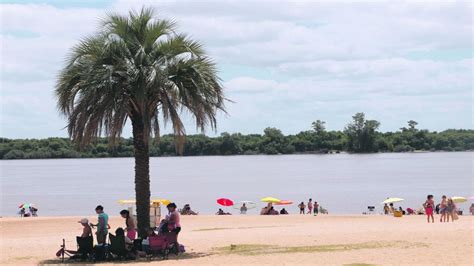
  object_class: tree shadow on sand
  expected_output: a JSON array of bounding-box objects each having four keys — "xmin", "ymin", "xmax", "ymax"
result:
[{"xmin": 38, "ymin": 252, "xmax": 210, "ymax": 265}]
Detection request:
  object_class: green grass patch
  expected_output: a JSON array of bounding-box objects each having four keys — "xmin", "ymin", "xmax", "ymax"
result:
[{"xmin": 214, "ymin": 241, "xmax": 429, "ymax": 256}]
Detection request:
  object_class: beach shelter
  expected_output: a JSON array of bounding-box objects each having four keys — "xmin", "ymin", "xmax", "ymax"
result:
[
  {"xmin": 275, "ymin": 200, "xmax": 293, "ymax": 205},
  {"xmin": 451, "ymin": 196, "xmax": 467, "ymax": 203},
  {"xmin": 118, "ymin": 199, "xmax": 171, "ymax": 227},
  {"xmin": 261, "ymin": 197, "xmax": 281, "ymax": 203},
  {"xmin": 382, "ymin": 198, "xmax": 404, "ymax": 204},
  {"xmin": 217, "ymin": 198, "xmax": 234, "ymax": 207}
]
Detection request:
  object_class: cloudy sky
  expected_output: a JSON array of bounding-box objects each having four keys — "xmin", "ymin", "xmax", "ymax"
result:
[{"xmin": 1, "ymin": 0, "xmax": 472, "ymax": 138}]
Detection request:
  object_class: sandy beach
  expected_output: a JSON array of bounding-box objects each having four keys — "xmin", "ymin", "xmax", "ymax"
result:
[{"xmin": 0, "ymin": 214, "xmax": 473, "ymax": 265}]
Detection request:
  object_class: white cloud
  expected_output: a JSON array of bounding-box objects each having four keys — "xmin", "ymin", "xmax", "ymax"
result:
[{"xmin": 0, "ymin": 0, "xmax": 472, "ymax": 138}]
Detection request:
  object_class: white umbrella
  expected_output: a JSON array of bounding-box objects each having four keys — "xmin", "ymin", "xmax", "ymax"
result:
[{"xmin": 382, "ymin": 198, "xmax": 404, "ymax": 204}]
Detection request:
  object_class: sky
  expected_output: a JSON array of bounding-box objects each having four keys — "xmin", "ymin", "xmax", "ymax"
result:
[{"xmin": 0, "ymin": 0, "xmax": 472, "ymax": 139}]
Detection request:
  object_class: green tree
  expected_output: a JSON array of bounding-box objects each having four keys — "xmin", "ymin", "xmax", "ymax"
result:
[
  {"xmin": 311, "ymin": 120, "xmax": 326, "ymax": 135},
  {"xmin": 55, "ymin": 8, "xmax": 226, "ymax": 236},
  {"xmin": 344, "ymin": 113, "xmax": 380, "ymax": 152}
]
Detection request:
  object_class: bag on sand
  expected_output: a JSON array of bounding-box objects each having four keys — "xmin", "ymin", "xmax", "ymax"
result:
[{"xmin": 453, "ymin": 212, "xmax": 459, "ymax": 220}]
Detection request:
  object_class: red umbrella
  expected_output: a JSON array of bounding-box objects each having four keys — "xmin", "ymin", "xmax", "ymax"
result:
[
  {"xmin": 217, "ymin": 198, "xmax": 234, "ymax": 207},
  {"xmin": 275, "ymin": 200, "xmax": 293, "ymax": 205}
]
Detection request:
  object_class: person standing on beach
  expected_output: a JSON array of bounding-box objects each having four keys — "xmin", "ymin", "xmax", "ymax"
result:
[
  {"xmin": 307, "ymin": 199, "xmax": 313, "ymax": 215},
  {"xmin": 313, "ymin": 201, "xmax": 319, "ymax": 216},
  {"xmin": 423, "ymin": 195, "xmax": 435, "ymax": 223},
  {"xmin": 120, "ymin": 209, "xmax": 137, "ymax": 240},
  {"xmin": 446, "ymin": 198, "xmax": 456, "ymax": 222},
  {"xmin": 439, "ymin": 195, "xmax": 447, "ymax": 222},
  {"xmin": 91, "ymin": 205, "xmax": 109, "ymax": 244},
  {"xmin": 298, "ymin": 202, "xmax": 306, "ymax": 214}
]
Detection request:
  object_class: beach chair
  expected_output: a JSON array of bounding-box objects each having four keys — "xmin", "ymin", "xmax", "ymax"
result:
[
  {"xmin": 57, "ymin": 236, "xmax": 94, "ymax": 262},
  {"xmin": 108, "ymin": 233, "xmax": 128, "ymax": 260},
  {"xmin": 367, "ymin": 206, "xmax": 375, "ymax": 214},
  {"xmin": 147, "ymin": 235, "xmax": 170, "ymax": 259}
]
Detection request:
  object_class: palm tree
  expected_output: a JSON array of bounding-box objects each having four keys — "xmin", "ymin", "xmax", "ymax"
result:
[{"xmin": 56, "ymin": 8, "xmax": 226, "ymax": 236}]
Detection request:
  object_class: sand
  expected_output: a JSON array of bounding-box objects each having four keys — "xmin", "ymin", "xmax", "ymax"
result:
[{"xmin": 0, "ymin": 214, "xmax": 473, "ymax": 265}]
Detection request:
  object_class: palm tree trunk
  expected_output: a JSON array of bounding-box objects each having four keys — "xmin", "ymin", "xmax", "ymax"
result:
[{"xmin": 132, "ymin": 116, "xmax": 150, "ymax": 238}]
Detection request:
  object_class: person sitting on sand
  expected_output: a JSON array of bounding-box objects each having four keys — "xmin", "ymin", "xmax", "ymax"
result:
[
  {"xmin": 389, "ymin": 203, "xmax": 395, "ymax": 214},
  {"xmin": 280, "ymin": 208, "xmax": 288, "ymax": 214},
  {"xmin": 216, "ymin": 208, "xmax": 231, "ymax": 215},
  {"xmin": 406, "ymin": 208, "xmax": 416, "ymax": 215},
  {"xmin": 260, "ymin": 207, "xmax": 268, "ymax": 215},
  {"xmin": 298, "ymin": 202, "xmax": 306, "ymax": 214},
  {"xmin": 268, "ymin": 207, "xmax": 279, "ymax": 215},
  {"xmin": 240, "ymin": 203, "xmax": 247, "ymax": 214},
  {"xmin": 398, "ymin": 207, "xmax": 406, "ymax": 215},
  {"xmin": 115, "ymin": 227, "xmax": 135, "ymax": 258},
  {"xmin": 180, "ymin": 204, "xmax": 198, "ymax": 215}
]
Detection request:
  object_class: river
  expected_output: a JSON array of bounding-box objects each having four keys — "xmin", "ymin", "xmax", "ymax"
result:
[{"xmin": 1, "ymin": 152, "xmax": 472, "ymax": 216}]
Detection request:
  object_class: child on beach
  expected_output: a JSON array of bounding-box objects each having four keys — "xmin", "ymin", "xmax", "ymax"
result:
[
  {"xmin": 91, "ymin": 205, "xmax": 109, "ymax": 244},
  {"xmin": 307, "ymin": 199, "xmax": 313, "ymax": 215},
  {"xmin": 446, "ymin": 198, "xmax": 457, "ymax": 222},
  {"xmin": 298, "ymin": 202, "xmax": 306, "ymax": 214},
  {"xmin": 120, "ymin": 209, "xmax": 137, "ymax": 240},
  {"xmin": 439, "ymin": 195, "xmax": 447, "ymax": 222},
  {"xmin": 423, "ymin": 195, "xmax": 435, "ymax": 223}
]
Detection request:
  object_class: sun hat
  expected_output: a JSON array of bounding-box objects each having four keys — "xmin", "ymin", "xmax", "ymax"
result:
[{"xmin": 78, "ymin": 218, "xmax": 89, "ymax": 224}]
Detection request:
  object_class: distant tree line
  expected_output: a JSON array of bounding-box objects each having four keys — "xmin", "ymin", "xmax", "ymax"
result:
[{"xmin": 1, "ymin": 112, "xmax": 473, "ymax": 159}]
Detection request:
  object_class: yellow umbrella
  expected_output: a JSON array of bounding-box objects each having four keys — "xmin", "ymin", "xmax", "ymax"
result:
[
  {"xmin": 118, "ymin": 199, "xmax": 171, "ymax": 206},
  {"xmin": 451, "ymin": 196, "xmax": 467, "ymax": 203},
  {"xmin": 118, "ymin": 199, "xmax": 135, "ymax": 205},
  {"xmin": 151, "ymin": 199, "xmax": 171, "ymax": 206},
  {"xmin": 382, "ymin": 198, "xmax": 404, "ymax": 204},
  {"xmin": 261, "ymin": 197, "xmax": 281, "ymax": 203}
]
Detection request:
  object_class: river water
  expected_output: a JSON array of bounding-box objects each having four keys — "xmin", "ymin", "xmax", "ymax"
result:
[{"xmin": 0, "ymin": 152, "xmax": 472, "ymax": 216}]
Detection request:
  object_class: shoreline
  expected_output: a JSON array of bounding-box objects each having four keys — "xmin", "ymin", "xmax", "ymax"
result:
[
  {"xmin": 1, "ymin": 150, "xmax": 473, "ymax": 161},
  {"xmin": 1, "ymin": 215, "xmax": 473, "ymax": 265}
]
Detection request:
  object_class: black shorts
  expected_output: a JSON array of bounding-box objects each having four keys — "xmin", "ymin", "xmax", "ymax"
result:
[{"xmin": 172, "ymin": 227, "xmax": 181, "ymax": 235}]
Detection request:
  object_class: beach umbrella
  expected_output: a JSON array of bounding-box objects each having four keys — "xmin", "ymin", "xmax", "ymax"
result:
[
  {"xmin": 275, "ymin": 200, "xmax": 293, "ymax": 205},
  {"xmin": 118, "ymin": 199, "xmax": 171, "ymax": 206},
  {"xmin": 19, "ymin": 203, "xmax": 34, "ymax": 209},
  {"xmin": 217, "ymin": 198, "xmax": 234, "ymax": 207},
  {"xmin": 451, "ymin": 196, "xmax": 467, "ymax": 203},
  {"xmin": 382, "ymin": 198, "xmax": 404, "ymax": 204},
  {"xmin": 232, "ymin": 201, "xmax": 257, "ymax": 209},
  {"xmin": 152, "ymin": 199, "xmax": 171, "ymax": 206},
  {"xmin": 261, "ymin": 197, "xmax": 281, "ymax": 203}
]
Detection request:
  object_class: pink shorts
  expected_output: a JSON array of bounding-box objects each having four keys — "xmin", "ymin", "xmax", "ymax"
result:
[
  {"xmin": 425, "ymin": 207, "xmax": 433, "ymax": 216},
  {"xmin": 127, "ymin": 229, "xmax": 137, "ymax": 240}
]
